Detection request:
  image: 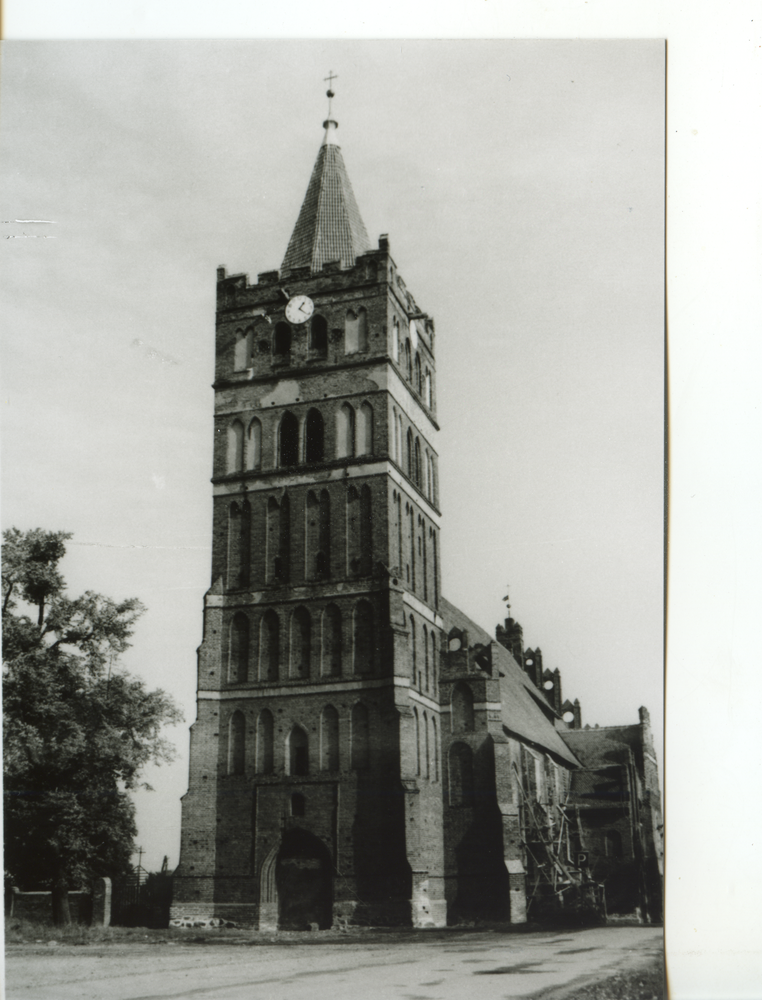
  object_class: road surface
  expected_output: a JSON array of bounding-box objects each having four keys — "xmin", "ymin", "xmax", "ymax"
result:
[{"xmin": 5, "ymin": 925, "xmax": 663, "ymax": 1000}]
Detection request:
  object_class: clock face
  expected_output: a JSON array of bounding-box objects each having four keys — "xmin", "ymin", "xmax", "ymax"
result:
[{"xmin": 285, "ymin": 295, "xmax": 314, "ymax": 325}]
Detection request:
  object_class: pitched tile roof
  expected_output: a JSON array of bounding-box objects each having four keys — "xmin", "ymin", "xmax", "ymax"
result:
[
  {"xmin": 281, "ymin": 142, "xmax": 371, "ymax": 275},
  {"xmin": 559, "ymin": 726, "xmax": 643, "ymax": 769},
  {"xmin": 439, "ymin": 597, "xmax": 581, "ymax": 768}
]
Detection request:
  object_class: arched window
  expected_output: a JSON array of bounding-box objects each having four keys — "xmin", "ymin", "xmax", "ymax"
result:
[
  {"xmin": 345, "ymin": 309, "xmax": 359, "ymax": 354},
  {"xmin": 259, "ymin": 609, "xmax": 279, "ymax": 681},
  {"xmin": 405, "ymin": 340, "xmax": 412, "ymax": 381},
  {"xmin": 228, "ymin": 711, "xmax": 245, "ymax": 775},
  {"xmin": 432, "ymin": 716, "xmax": 439, "ymax": 781},
  {"xmin": 351, "ymin": 702, "xmax": 370, "ymax": 770},
  {"xmin": 229, "ymin": 612, "xmax": 249, "ymax": 683},
  {"xmin": 413, "ymin": 708, "xmax": 421, "ymax": 775},
  {"xmin": 305, "ymin": 408, "xmax": 324, "ymax": 463},
  {"xmin": 288, "ymin": 726, "xmax": 308, "ymax": 776},
  {"xmin": 239, "ymin": 499, "xmax": 251, "ymax": 588},
  {"xmin": 414, "ymin": 438, "xmax": 421, "ymax": 487},
  {"xmin": 605, "ymin": 830, "xmax": 623, "ymax": 859},
  {"xmin": 267, "ymin": 494, "xmax": 291, "ymax": 582},
  {"xmin": 346, "ymin": 486, "xmax": 360, "ymax": 576},
  {"xmin": 290, "ymin": 793, "xmax": 305, "ymax": 817},
  {"xmin": 414, "ymin": 353, "xmax": 422, "ymax": 394},
  {"xmin": 273, "ymin": 322, "xmax": 291, "ymax": 357},
  {"xmin": 310, "ymin": 314, "xmax": 328, "ymax": 356},
  {"xmin": 423, "ymin": 626, "xmax": 429, "ymax": 692},
  {"xmin": 425, "ymin": 451, "xmax": 432, "ymax": 501},
  {"xmin": 290, "ymin": 606, "xmax": 311, "ymax": 678},
  {"xmin": 392, "ymin": 318, "xmax": 400, "ymax": 361},
  {"xmin": 247, "ymin": 418, "xmax": 262, "ymax": 471},
  {"xmin": 407, "ymin": 429, "xmax": 414, "ymax": 480},
  {"xmin": 425, "ymin": 369, "xmax": 432, "ymax": 408},
  {"xmin": 357, "ymin": 308, "xmax": 369, "ymax": 352},
  {"xmin": 360, "ymin": 485, "xmax": 373, "ymax": 576},
  {"xmin": 227, "ymin": 502, "xmax": 240, "ymax": 589},
  {"xmin": 410, "ymin": 615, "xmax": 417, "ymax": 686},
  {"xmin": 234, "ymin": 328, "xmax": 253, "ymax": 371},
  {"xmin": 279, "ymin": 412, "xmax": 299, "ymax": 467},
  {"xmin": 320, "ymin": 705, "xmax": 339, "ymax": 771},
  {"xmin": 256, "ymin": 709, "xmax": 274, "ymax": 774},
  {"xmin": 336, "ymin": 403, "xmax": 355, "ymax": 458},
  {"xmin": 227, "ymin": 420, "xmax": 244, "ymax": 473},
  {"xmin": 452, "ymin": 682, "xmax": 475, "ymax": 732},
  {"xmin": 423, "ymin": 710, "xmax": 430, "ymax": 779},
  {"xmin": 357, "ymin": 402, "xmax": 373, "ymax": 456},
  {"xmin": 353, "ymin": 600, "xmax": 374, "ymax": 674},
  {"xmin": 391, "ymin": 407, "xmax": 398, "ymax": 461},
  {"xmin": 306, "ymin": 490, "xmax": 330, "ymax": 581},
  {"xmin": 449, "ymin": 743, "xmax": 474, "ymax": 806},
  {"xmin": 321, "ymin": 604, "xmax": 342, "ymax": 676}
]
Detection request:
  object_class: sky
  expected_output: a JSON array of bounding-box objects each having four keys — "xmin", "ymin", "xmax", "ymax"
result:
[{"xmin": 1, "ymin": 40, "xmax": 665, "ymax": 873}]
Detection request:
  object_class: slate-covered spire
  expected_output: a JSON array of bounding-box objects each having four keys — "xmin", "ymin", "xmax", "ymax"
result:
[{"xmin": 281, "ymin": 90, "xmax": 371, "ymax": 276}]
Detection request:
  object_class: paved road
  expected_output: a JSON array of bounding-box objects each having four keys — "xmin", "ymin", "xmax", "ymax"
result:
[{"xmin": 5, "ymin": 926, "xmax": 663, "ymax": 1000}]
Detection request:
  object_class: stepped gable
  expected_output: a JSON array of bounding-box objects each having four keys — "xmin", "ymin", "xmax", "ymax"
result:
[
  {"xmin": 281, "ymin": 139, "xmax": 371, "ymax": 275},
  {"xmin": 439, "ymin": 597, "xmax": 580, "ymax": 768}
]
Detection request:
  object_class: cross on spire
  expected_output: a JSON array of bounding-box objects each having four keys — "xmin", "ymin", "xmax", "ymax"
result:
[{"xmin": 324, "ymin": 71, "xmax": 338, "ymax": 120}]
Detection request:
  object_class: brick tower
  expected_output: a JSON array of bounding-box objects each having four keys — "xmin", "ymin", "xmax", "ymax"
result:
[{"xmin": 172, "ymin": 104, "xmax": 446, "ymax": 929}]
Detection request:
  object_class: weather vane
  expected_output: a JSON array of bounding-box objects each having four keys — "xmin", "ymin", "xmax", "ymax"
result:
[{"xmin": 502, "ymin": 584, "xmax": 511, "ymax": 613}]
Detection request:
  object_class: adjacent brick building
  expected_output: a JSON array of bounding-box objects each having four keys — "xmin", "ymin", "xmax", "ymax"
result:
[{"xmin": 172, "ymin": 110, "xmax": 662, "ymax": 929}]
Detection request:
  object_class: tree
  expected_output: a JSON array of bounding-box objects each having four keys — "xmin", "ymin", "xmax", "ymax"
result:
[{"xmin": 2, "ymin": 528, "xmax": 183, "ymax": 924}]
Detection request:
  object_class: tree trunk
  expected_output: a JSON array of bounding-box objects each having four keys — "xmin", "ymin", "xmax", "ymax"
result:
[{"xmin": 51, "ymin": 863, "xmax": 71, "ymax": 926}]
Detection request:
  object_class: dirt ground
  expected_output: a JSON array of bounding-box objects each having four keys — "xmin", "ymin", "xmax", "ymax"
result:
[{"xmin": 4, "ymin": 924, "xmax": 664, "ymax": 1000}]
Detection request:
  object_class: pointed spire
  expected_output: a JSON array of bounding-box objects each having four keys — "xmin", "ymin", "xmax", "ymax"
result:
[{"xmin": 281, "ymin": 77, "xmax": 371, "ymax": 275}]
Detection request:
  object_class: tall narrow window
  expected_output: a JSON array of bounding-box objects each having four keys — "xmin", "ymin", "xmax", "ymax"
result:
[
  {"xmin": 305, "ymin": 491, "xmax": 319, "ymax": 581},
  {"xmin": 259, "ymin": 610, "xmax": 279, "ymax": 681},
  {"xmin": 410, "ymin": 615, "xmax": 417, "ymax": 686},
  {"xmin": 351, "ymin": 702, "xmax": 370, "ymax": 770},
  {"xmin": 266, "ymin": 497, "xmax": 280, "ymax": 582},
  {"xmin": 432, "ymin": 716, "xmax": 439, "ymax": 781},
  {"xmin": 321, "ymin": 604, "xmax": 342, "ymax": 676},
  {"xmin": 422, "ymin": 522, "xmax": 427, "ymax": 601},
  {"xmin": 227, "ymin": 420, "xmax": 244, "ymax": 473},
  {"xmin": 278, "ymin": 494, "xmax": 291, "ymax": 582},
  {"xmin": 320, "ymin": 705, "xmax": 339, "ymax": 771},
  {"xmin": 305, "ymin": 408, "xmax": 324, "ymax": 463},
  {"xmin": 392, "ymin": 318, "xmax": 400, "ymax": 361},
  {"xmin": 414, "ymin": 354, "xmax": 422, "ymax": 394},
  {"xmin": 229, "ymin": 612, "xmax": 249, "ymax": 683},
  {"xmin": 452, "ymin": 682, "xmax": 475, "ymax": 732},
  {"xmin": 423, "ymin": 710, "xmax": 430, "ymax": 779},
  {"xmin": 425, "ymin": 369, "xmax": 432, "ymax": 407},
  {"xmin": 273, "ymin": 322, "xmax": 291, "ymax": 357},
  {"xmin": 353, "ymin": 600, "xmax": 374, "ymax": 674},
  {"xmin": 397, "ymin": 494, "xmax": 403, "ymax": 571},
  {"xmin": 407, "ymin": 429, "xmax": 414, "ymax": 480},
  {"xmin": 391, "ymin": 407, "xmax": 398, "ymax": 461},
  {"xmin": 290, "ymin": 606, "xmax": 311, "ymax": 678},
  {"xmin": 414, "ymin": 438, "xmax": 421, "ymax": 487},
  {"xmin": 227, "ymin": 503, "xmax": 240, "ymax": 589},
  {"xmin": 432, "ymin": 531, "xmax": 439, "ymax": 609},
  {"xmin": 317, "ymin": 489, "xmax": 330, "ymax": 579},
  {"xmin": 256, "ymin": 709, "xmax": 274, "ymax": 774},
  {"xmin": 414, "ymin": 708, "xmax": 421, "ymax": 775},
  {"xmin": 405, "ymin": 340, "xmax": 412, "ymax": 381},
  {"xmin": 357, "ymin": 308, "xmax": 369, "ymax": 352},
  {"xmin": 346, "ymin": 486, "xmax": 360, "ymax": 576},
  {"xmin": 344, "ymin": 309, "xmax": 359, "ymax": 354},
  {"xmin": 228, "ymin": 711, "xmax": 245, "ymax": 775},
  {"xmin": 279, "ymin": 412, "xmax": 299, "ymax": 467},
  {"xmin": 288, "ymin": 727, "xmax": 309, "ymax": 776},
  {"xmin": 310, "ymin": 314, "xmax": 328, "ymax": 356},
  {"xmin": 449, "ymin": 743, "xmax": 474, "ymax": 806},
  {"xmin": 410, "ymin": 506, "xmax": 416, "ymax": 590},
  {"xmin": 357, "ymin": 402, "xmax": 373, "ymax": 456},
  {"xmin": 239, "ymin": 499, "xmax": 251, "ymax": 588},
  {"xmin": 360, "ymin": 485, "xmax": 373, "ymax": 576},
  {"xmin": 336, "ymin": 403, "xmax": 355, "ymax": 458},
  {"xmin": 423, "ymin": 626, "xmax": 429, "ymax": 692},
  {"xmin": 234, "ymin": 328, "xmax": 253, "ymax": 370},
  {"xmin": 247, "ymin": 418, "xmax": 262, "ymax": 471}
]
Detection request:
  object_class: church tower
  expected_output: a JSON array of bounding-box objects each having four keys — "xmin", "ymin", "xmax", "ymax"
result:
[{"xmin": 172, "ymin": 96, "xmax": 447, "ymax": 929}]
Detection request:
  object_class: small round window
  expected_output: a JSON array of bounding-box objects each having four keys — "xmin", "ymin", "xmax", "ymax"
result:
[
  {"xmin": 543, "ymin": 680, "xmax": 554, "ymax": 691},
  {"xmin": 562, "ymin": 711, "xmax": 575, "ymax": 723},
  {"xmin": 525, "ymin": 658, "xmax": 534, "ymax": 666},
  {"xmin": 448, "ymin": 637, "xmax": 462, "ymax": 652}
]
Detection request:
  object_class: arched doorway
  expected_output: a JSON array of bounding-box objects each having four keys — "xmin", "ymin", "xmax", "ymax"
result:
[{"xmin": 275, "ymin": 829, "xmax": 333, "ymax": 930}]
